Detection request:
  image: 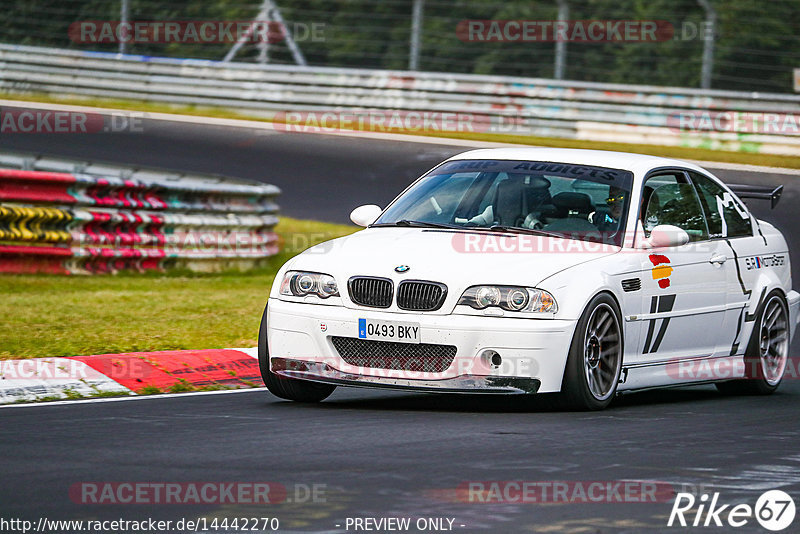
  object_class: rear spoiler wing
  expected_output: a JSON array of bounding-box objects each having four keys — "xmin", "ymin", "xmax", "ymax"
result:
[{"xmin": 728, "ymin": 184, "xmax": 784, "ymax": 209}]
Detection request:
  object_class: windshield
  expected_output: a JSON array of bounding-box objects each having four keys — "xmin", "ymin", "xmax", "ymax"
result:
[{"xmin": 375, "ymin": 159, "xmax": 634, "ymax": 246}]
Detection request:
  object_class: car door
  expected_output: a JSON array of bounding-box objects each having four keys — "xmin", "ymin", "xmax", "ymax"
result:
[
  {"xmin": 688, "ymin": 171, "xmax": 763, "ymax": 357},
  {"xmin": 633, "ymin": 170, "xmax": 728, "ymax": 363}
]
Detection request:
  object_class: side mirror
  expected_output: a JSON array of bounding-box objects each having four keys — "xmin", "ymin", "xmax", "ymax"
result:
[
  {"xmin": 350, "ymin": 204, "xmax": 383, "ymax": 227},
  {"xmin": 642, "ymin": 225, "xmax": 690, "ymax": 249}
]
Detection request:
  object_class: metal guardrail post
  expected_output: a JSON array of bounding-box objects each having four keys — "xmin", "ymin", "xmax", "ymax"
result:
[
  {"xmin": 119, "ymin": 0, "xmax": 130, "ymax": 56},
  {"xmin": 409, "ymin": 0, "xmax": 425, "ymax": 71},
  {"xmin": 697, "ymin": 0, "xmax": 717, "ymax": 90},
  {"xmin": 554, "ymin": 0, "xmax": 569, "ymax": 80}
]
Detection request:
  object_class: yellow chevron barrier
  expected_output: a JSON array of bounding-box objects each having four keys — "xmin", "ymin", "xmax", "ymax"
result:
[{"xmin": 0, "ymin": 205, "xmax": 72, "ymax": 243}]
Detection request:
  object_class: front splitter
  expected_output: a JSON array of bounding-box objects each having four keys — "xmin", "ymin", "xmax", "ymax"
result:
[{"xmin": 271, "ymin": 357, "xmax": 541, "ymax": 394}]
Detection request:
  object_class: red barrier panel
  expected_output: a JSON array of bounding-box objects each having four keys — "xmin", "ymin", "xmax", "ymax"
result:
[
  {"xmin": 0, "ymin": 168, "xmax": 77, "ymax": 204},
  {"xmin": 0, "ymin": 244, "xmax": 73, "ymax": 273},
  {"xmin": 0, "ymin": 244, "xmax": 72, "ymax": 256},
  {"xmin": 0, "ymin": 256, "xmax": 70, "ymax": 274}
]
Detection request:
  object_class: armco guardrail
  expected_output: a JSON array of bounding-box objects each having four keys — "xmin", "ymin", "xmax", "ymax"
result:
[
  {"xmin": 0, "ymin": 152, "xmax": 280, "ymax": 274},
  {"xmin": 1, "ymin": 44, "xmax": 799, "ymax": 156}
]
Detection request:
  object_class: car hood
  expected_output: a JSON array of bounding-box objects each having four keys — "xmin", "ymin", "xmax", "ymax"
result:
[{"xmin": 290, "ymin": 227, "xmax": 619, "ymax": 289}]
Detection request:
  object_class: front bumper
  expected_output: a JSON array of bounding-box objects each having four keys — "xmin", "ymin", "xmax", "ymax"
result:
[{"xmin": 267, "ymin": 298, "xmax": 577, "ymax": 394}]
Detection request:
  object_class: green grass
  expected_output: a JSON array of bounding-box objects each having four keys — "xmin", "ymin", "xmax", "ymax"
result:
[
  {"xmin": 0, "ymin": 217, "xmax": 358, "ymax": 360},
  {"xmin": 4, "ymin": 92, "xmax": 799, "ymax": 169}
]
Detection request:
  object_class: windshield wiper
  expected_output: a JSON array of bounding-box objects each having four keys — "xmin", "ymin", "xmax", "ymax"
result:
[
  {"xmin": 372, "ymin": 220, "xmax": 465, "ymax": 230},
  {"xmin": 466, "ymin": 225, "xmax": 563, "ymax": 239},
  {"xmin": 371, "ymin": 220, "xmax": 558, "ymax": 235}
]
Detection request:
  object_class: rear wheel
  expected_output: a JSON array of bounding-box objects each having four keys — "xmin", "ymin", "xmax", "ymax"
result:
[
  {"xmin": 716, "ymin": 291, "xmax": 789, "ymax": 396},
  {"xmin": 258, "ymin": 303, "xmax": 336, "ymax": 402},
  {"xmin": 557, "ymin": 293, "xmax": 624, "ymax": 410}
]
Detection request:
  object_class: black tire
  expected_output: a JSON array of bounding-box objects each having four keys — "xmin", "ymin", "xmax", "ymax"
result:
[
  {"xmin": 716, "ymin": 290, "xmax": 789, "ymax": 396},
  {"xmin": 258, "ymin": 303, "xmax": 336, "ymax": 402},
  {"xmin": 556, "ymin": 293, "xmax": 624, "ymax": 411}
]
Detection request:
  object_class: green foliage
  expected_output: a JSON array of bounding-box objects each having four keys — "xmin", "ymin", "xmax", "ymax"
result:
[
  {"xmin": 167, "ymin": 379, "xmax": 196, "ymax": 393},
  {"xmin": 0, "ymin": 0, "xmax": 796, "ymax": 92}
]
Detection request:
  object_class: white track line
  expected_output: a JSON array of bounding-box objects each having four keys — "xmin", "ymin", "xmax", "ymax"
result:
[
  {"xmin": 2, "ymin": 98, "xmax": 797, "ymax": 175},
  {"xmin": 0, "ymin": 386, "xmax": 265, "ymax": 410}
]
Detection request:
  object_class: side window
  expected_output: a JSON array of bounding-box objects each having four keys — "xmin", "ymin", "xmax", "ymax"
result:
[
  {"xmin": 689, "ymin": 171, "xmax": 752, "ymax": 239},
  {"xmin": 642, "ymin": 174, "xmax": 709, "ymax": 242}
]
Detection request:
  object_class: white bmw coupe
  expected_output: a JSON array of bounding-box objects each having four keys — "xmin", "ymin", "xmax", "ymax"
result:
[{"xmin": 259, "ymin": 148, "xmax": 798, "ymax": 410}]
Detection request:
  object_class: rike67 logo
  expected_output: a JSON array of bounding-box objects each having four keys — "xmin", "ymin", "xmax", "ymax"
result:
[{"xmin": 668, "ymin": 490, "xmax": 795, "ymax": 531}]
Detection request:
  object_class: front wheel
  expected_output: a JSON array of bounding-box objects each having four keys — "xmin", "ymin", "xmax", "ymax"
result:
[
  {"xmin": 557, "ymin": 293, "xmax": 624, "ymax": 411},
  {"xmin": 716, "ymin": 291, "xmax": 789, "ymax": 396},
  {"xmin": 258, "ymin": 303, "xmax": 336, "ymax": 402}
]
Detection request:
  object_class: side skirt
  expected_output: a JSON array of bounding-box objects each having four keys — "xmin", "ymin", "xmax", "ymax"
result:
[{"xmin": 618, "ymin": 354, "xmax": 746, "ymax": 392}]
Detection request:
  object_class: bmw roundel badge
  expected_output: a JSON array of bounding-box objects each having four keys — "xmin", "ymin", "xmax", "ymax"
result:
[{"xmin": 395, "ymin": 265, "xmax": 410, "ymax": 273}]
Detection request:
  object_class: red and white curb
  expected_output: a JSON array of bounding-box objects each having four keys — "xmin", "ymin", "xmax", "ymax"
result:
[{"xmin": 0, "ymin": 348, "xmax": 260, "ymax": 404}]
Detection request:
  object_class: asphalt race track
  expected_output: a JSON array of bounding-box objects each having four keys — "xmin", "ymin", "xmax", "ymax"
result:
[
  {"xmin": 3, "ymin": 387, "xmax": 800, "ymax": 533},
  {"xmin": 2, "ymin": 110, "xmax": 800, "ymax": 533}
]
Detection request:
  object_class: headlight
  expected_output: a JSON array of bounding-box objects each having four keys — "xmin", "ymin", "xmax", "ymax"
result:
[
  {"xmin": 280, "ymin": 271, "xmax": 339, "ymax": 299},
  {"xmin": 476, "ymin": 286, "xmax": 501, "ymax": 308},
  {"xmin": 457, "ymin": 286, "xmax": 557, "ymax": 313}
]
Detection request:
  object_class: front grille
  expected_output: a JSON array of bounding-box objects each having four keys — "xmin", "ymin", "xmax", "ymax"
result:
[
  {"xmin": 397, "ymin": 280, "xmax": 447, "ymax": 311},
  {"xmin": 348, "ymin": 277, "xmax": 393, "ymax": 308},
  {"xmin": 331, "ymin": 337, "xmax": 457, "ymax": 373}
]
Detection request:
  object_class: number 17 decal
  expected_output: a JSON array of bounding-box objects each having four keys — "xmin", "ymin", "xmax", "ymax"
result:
[{"xmin": 643, "ymin": 294, "xmax": 676, "ymax": 354}]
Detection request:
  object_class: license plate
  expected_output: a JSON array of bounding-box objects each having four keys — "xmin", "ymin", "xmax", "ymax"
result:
[{"xmin": 358, "ymin": 318, "xmax": 420, "ymax": 344}]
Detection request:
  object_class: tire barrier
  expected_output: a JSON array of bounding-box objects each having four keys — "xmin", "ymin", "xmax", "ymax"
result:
[
  {"xmin": 0, "ymin": 156, "xmax": 280, "ymax": 274},
  {"xmin": 1, "ymin": 43, "xmax": 799, "ymax": 155}
]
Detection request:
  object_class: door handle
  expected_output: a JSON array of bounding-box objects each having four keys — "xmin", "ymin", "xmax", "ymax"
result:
[{"xmin": 709, "ymin": 254, "xmax": 727, "ymax": 265}]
